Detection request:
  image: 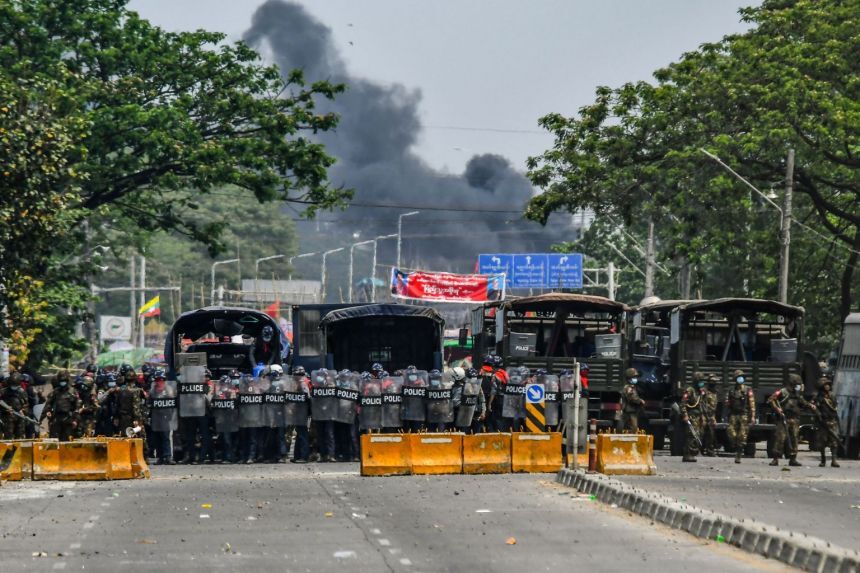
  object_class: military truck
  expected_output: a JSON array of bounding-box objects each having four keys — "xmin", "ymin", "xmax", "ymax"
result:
[
  {"xmin": 471, "ymin": 293, "xmax": 629, "ymax": 424},
  {"xmin": 290, "ymin": 303, "xmax": 367, "ymax": 373},
  {"xmin": 834, "ymin": 312, "xmax": 860, "ymax": 458},
  {"xmin": 665, "ymin": 298, "xmax": 806, "ymax": 456},
  {"xmin": 317, "ymin": 304, "xmax": 444, "ymax": 372}
]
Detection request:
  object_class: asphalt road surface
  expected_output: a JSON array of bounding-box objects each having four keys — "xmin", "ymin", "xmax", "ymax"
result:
[
  {"xmin": 0, "ymin": 463, "xmax": 798, "ymax": 573},
  {"xmin": 621, "ymin": 449, "xmax": 860, "ymax": 552}
]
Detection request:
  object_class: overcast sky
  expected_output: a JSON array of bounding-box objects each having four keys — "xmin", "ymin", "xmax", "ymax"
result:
[{"xmin": 130, "ymin": 0, "xmax": 755, "ymax": 174}]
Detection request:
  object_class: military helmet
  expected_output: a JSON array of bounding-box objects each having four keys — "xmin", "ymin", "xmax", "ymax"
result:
[
  {"xmin": 788, "ymin": 373, "xmax": 803, "ymax": 385},
  {"xmin": 817, "ymin": 376, "xmax": 832, "ymax": 389},
  {"xmin": 625, "ymin": 368, "xmax": 638, "ymax": 378},
  {"xmin": 292, "ymin": 366, "xmax": 307, "ymax": 377},
  {"xmin": 692, "ymin": 371, "xmax": 706, "ymax": 382},
  {"xmin": 55, "ymin": 370, "xmax": 69, "ymax": 383},
  {"xmin": 732, "ymin": 369, "xmax": 745, "ymax": 378},
  {"xmin": 119, "ymin": 363, "xmax": 133, "ymax": 376},
  {"xmin": 707, "ymin": 374, "xmax": 719, "ymax": 384}
]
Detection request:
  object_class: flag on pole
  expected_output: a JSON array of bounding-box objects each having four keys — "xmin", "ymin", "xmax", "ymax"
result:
[{"xmin": 138, "ymin": 295, "xmax": 160, "ymax": 318}]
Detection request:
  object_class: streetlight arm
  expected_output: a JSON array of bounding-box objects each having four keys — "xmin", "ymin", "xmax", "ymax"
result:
[{"xmin": 699, "ymin": 148, "xmax": 783, "ymax": 213}]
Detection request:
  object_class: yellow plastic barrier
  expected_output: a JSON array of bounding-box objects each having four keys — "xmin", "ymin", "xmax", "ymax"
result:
[
  {"xmin": 105, "ymin": 439, "xmax": 134, "ymax": 479},
  {"xmin": 409, "ymin": 433, "xmax": 463, "ymax": 475},
  {"xmin": 0, "ymin": 440, "xmax": 35, "ymax": 481},
  {"xmin": 128, "ymin": 438, "xmax": 151, "ymax": 479},
  {"xmin": 360, "ymin": 434, "xmax": 411, "ymax": 476},
  {"xmin": 33, "ymin": 441, "xmax": 111, "ymax": 480},
  {"xmin": 511, "ymin": 432, "xmax": 563, "ymax": 473},
  {"xmin": 462, "ymin": 433, "xmax": 511, "ymax": 474},
  {"xmin": 595, "ymin": 433, "xmax": 656, "ymax": 475}
]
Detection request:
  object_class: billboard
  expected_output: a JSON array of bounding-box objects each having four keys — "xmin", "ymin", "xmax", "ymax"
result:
[
  {"xmin": 100, "ymin": 315, "xmax": 133, "ymax": 341},
  {"xmin": 477, "ymin": 253, "xmax": 583, "ymax": 289}
]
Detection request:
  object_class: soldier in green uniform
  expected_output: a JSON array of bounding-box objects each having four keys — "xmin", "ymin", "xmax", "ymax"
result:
[
  {"xmin": 75, "ymin": 373, "xmax": 100, "ymax": 438},
  {"xmin": 812, "ymin": 377, "xmax": 840, "ymax": 468},
  {"xmin": 1, "ymin": 372, "xmax": 31, "ymax": 439},
  {"xmin": 767, "ymin": 373, "xmax": 815, "ymax": 467},
  {"xmin": 114, "ymin": 371, "xmax": 143, "ymax": 437},
  {"xmin": 701, "ymin": 374, "xmax": 719, "ymax": 457},
  {"xmin": 40, "ymin": 371, "xmax": 80, "ymax": 441},
  {"xmin": 620, "ymin": 368, "xmax": 645, "ymax": 433},
  {"xmin": 680, "ymin": 371, "xmax": 706, "ymax": 462},
  {"xmin": 725, "ymin": 369, "xmax": 755, "ymax": 463}
]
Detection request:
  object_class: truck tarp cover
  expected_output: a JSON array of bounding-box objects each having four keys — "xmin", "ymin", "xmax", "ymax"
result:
[
  {"xmin": 503, "ymin": 293, "xmax": 630, "ymax": 314},
  {"xmin": 680, "ymin": 298, "xmax": 804, "ymax": 317},
  {"xmin": 320, "ymin": 304, "xmax": 443, "ymax": 371}
]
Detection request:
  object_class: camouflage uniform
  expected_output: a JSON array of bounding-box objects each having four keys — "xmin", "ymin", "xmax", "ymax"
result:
[
  {"xmin": 75, "ymin": 377, "xmax": 100, "ymax": 438},
  {"xmin": 812, "ymin": 378, "xmax": 840, "ymax": 468},
  {"xmin": 680, "ymin": 375, "xmax": 706, "ymax": 462},
  {"xmin": 726, "ymin": 370, "xmax": 755, "ymax": 463},
  {"xmin": 114, "ymin": 378, "xmax": 143, "ymax": 437},
  {"xmin": 1, "ymin": 373, "xmax": 31, "ymax": 439},
  {"xmin": 768, "ymin": 374, "xmax": 813, "ymax": 466},
  {"xmin": 41, "ymin": 380, "xmax": 80, "ymax": 441},
  {"xmin": 701, "ymin": 376, "xmax": 719, "ymax": 456},
  {"xmin": 620, "ymin": 368, "xmax": 644, "ymax": 433}
]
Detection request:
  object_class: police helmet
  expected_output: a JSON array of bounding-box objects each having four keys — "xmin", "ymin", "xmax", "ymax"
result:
[
  {"xmin": 371, "ymin": 362, "xmax": 384, "ymax": 374},
  {"xmin": 429, "ymin": 369, "xmax": 441, "ymax": 376},
  {"xmin": 292, "ymin": 366, "xmax": 307, "ymax": 377},
  {"xmin": 119, "ymin": 363, "xmax": 133, "ymax": 376},
  {"xmin": 482, "ymin": 355, "xmax": 495, "ymax": 366},
  {"xmin": 579, "ymin": 363, "xmax": 590, "ymax": 372},
  {"xmin": 625, "ymin": 368, "xmax": 638, "ymax": 379},
  {"xmin": 535, "ymin": 368, "xmax": 548, "ymax": 376},
  {"xmin": 451, "ymin": 367, "xmax": 466, "ymax": 382},
  {"xmin": 153, "ymin": 368, "xmax": 166, "ymax": 380},
  {"xmin": 360, "ymin": 371, "xmax": 372, "ymax": 380},
  {"xmin": 465, "ymin": 367, "xmax": 478, "ymax": 378}
]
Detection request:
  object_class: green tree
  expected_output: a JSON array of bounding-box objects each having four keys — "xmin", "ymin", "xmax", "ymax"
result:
[
  {"xmin": 526, "ymin": 0, "xmax": 858, "ymax": 349},
  {"xmin": 0, "ymin": 0, "xmax": 350, "ymax": 369}
]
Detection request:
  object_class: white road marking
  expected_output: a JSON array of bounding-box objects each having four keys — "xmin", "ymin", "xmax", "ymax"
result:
[
  {"xmin": 399, "ymin": 558, "xmax": 412, "ymax": 566},
  {"xmin": 69, "ymin": 543, "xmax": 81, "ymax": 550},
  {"xmin": 475, "ymin": 509, "xmax": 492, "ymax": 513},
  {"xmin": 378, "ymin": 539, "xmax": 391, "ymax": 546},
  {"xmin": 52, "ymin": 563, "xmax": 66, "ymax": 570},
  {"xmin": 388, "ymin": 548, "xmax": 401, "ymax": 555},
  {"xmin": 333, "ymin": 550, "xmax": 357, "ymax": 559}
]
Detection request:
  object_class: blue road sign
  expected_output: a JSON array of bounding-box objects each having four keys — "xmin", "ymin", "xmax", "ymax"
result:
[
  {"xmin": 547, "ymin": 253, "xmax": 583, "ymax": 289},
  {"xmin": 511, "ymin": 254, "xmax": 548, "ymax": 289},
  {"xmin": 477, "ymin": 254, "xmax": 513, "ymax": 286},
  {"xmin": 526, "ymin": 383, "xmax": 545, "ymax": 404}
]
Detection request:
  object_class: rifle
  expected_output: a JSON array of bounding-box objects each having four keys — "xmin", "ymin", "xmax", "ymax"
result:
[
  {"xmin": 778, "ymin": 411, "xmax": 796, "ymax": 452},
  {"xmin": 686, "ymin": 419, "xmax": 703, "ymax": 449},
  {"xmin": 0, "ymin": 399, "xmax": 41, "ymax": 428}
]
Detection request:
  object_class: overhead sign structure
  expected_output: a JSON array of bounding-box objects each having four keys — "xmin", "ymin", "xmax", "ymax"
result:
[
  {"xmin": 478, "ymin": 253, "xmax": 583, "ymax": 289},
  {"xmin": 524, "ymin": 383, "xmax": 546, "ymax": 433},
  {"xmin": 100, "ymin": 316, "xmax": 133, "ymax": 341},
  {"xmin": 390, "ymin": 268, "xmax": 505, "ymax": 304}
]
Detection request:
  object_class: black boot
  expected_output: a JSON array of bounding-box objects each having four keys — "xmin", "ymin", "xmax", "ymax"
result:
[
  {"xmin": 819, "ymin": 452, "xmax": 826, "ymax": 467},
  {"xmin": 831, "ymin": 450, "xmax": 840, "ymax": 468},
  {"xmin": 788, "ymin": 457, "xmax": 801, "ymax": 467}
]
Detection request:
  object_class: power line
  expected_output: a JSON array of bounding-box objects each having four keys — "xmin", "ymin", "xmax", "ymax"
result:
[{"xmin": 422, "ymin": 124, "xmax": 547, "ymax": 135}]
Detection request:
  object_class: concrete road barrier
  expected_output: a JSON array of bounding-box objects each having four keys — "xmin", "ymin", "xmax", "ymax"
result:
[
  {"xmin": 360, "ymin": 434, "xmax": 411, "ymax": 476},
  {"xmin": 511, "ymin": 432, "xmax": 563, "ymax": 473},
  {"xmin": 595, "ymin": 433, "xmax": 656, "ymax": 475},
  {"xmin": 410, "ymin": 433, "xmax": 463, "ymax": 475},
  {"xmin": 463, "ymin": 433, "xmax": 511, "ymax": 474}
]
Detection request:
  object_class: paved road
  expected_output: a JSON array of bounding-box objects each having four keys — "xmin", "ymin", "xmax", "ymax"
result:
[
  {"xmin": 0, "ymin": 464, "xmax": 795, "ymax": 573},
  {"xmin": 620, "ymin": 450, "xmax": 860, "ymax": 551}
]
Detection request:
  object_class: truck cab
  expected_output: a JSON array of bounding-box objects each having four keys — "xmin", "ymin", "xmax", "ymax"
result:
[{"xmin": 472, "ymin": 293, "xmax": 629, "ymax": 424}]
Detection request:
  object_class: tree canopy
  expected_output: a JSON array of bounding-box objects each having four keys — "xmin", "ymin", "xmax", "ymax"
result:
[
  {"xmin": 0, "ymin": 0, "xmax": 349, "ymax": 369},
  {"xmin": 526, "ymin": 0, "xmax": 859, "ymax": 350}
]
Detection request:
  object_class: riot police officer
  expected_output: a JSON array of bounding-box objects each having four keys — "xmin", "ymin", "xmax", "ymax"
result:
[
  {"xmin": 262, "ymin": 365, "xmax": 289, "ymax": 463},
  {"xmin": 287, "ymin": 366, "xmax": 312, "ymax": 463},
  {"xmin": 149, "ymin": 370, "xmax": 178, "ymax": 464}
]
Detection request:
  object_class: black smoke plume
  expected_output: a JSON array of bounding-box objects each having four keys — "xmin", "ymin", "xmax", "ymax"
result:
[{"xmin": 243, "ymin": 1, "xmax": 576, "ymax": 302}]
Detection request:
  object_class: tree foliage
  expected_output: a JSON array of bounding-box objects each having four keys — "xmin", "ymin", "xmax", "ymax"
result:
[
  {"xmin": 526, "ymin": 0, "xmax": 859, "ymax": 349},
  {"xmin": 0, "ymin": 0, "xmax": 349, "ymax": 368}
]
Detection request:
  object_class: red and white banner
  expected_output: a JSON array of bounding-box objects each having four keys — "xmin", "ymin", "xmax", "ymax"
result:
[{"xmin": 390, "ymin": 268, "xmax": 505, "ymax": 303}]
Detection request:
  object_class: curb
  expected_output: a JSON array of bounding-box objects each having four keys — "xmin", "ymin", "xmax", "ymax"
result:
[{"xmin": 557, "ymin": 469, "xmax": 860, "ymax": 573}]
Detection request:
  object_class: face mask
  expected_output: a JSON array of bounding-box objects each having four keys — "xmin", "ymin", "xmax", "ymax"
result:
[
  {"xmin": 696, "ymin": 382, "xmax": 705, "ymax": 389},
  {"xmin": 59, "ymin": 381, "xmax": 68, "ymax": 388},
  {"xmin": 794, "ymin": 385, "xmax": 802, "ymax": 392},
  {"xmin": 736, "ymin": 377, "xmax": 745, "ymax": 384},
  {"xmin": 108, "ymin": 381, "xmax": 116, "ymax": 388},
  {"xmin": 630, "ymin": 378, "xmax": 638, "ymax": 385},
  {"xmin": 232, "ymin": 380, "xmax": 240, "ymax": 387}
]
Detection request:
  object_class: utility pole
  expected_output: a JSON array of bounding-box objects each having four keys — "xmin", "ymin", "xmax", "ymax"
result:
[
  {"xmin": 607, "ymin": 262, "xmax": 616, "ymax": 301},
  {"xmin": 396, "ymin": 211, "xmax": 420, "ymax": 269},
  {"xmin": 321, "ymin": 248, "xmax": 345, "ymax": 303},
  {"xmin": 348, "ymin": 240, "xmax": 374, "ymax": 302},
  {"xmin": 644, "ymin": 218, "xmax": 656, "ymax": 298},
  {"xmin": 778, "ymin": 149, "xmax": 794, "ymax": 304},
  {"xmin": 138, "ymin": 255, "xmax": 146, "ymax": 348},
  {"xmin": 129, "ymin": 256, "xmax": 136, "ymax": 346},
  {"xmin": 372, "ymin": 234, "xmax": 398, "ymax": 303}
]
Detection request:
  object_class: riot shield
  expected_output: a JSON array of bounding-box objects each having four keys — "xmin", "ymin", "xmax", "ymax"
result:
[
  {"xmin": 212, "ymin": 379, "xmax": 239, "ymax": 434},
  {"xmin": 283, "ymin": 375, "xmax": 310, "ymax": 426},
  {"xmin": 178, "ymin": 365, "xmax": 207, "ymax": 418},
  {"xmin": 359, "ymin": 378, "xmax": 383, "ymax": 430},
  {"xmin": 401, "ymin": 370, "xmax": 429, "ymax": 421},
  {"xmin": 427, "ymin": 371, "xmax": 454, "ymax": 424},
  {"xmin": 264, "ymin": 377, "xmax": 288, "ymax": 428},
  {"xmin": 335, "ymin": 371, "xmax": 360, "ymax": 424},
  {"xmin": 381, "ymin": 376, "xmax": 403, "ymax": 428},
  {"xmin": 238, "ymin": 376, "xmax": 268, "ymax": 428},
  {"xmin": 149, "ymin": 380, "xmax": 178, "ymax": 433},
  {"xmin": 502, "ymin": 368, "xmax": 527, "ymax": 419},
  {"xmin": 455, "ymin": 377, "xmax": 480, "ymax": 428},
  {"xmin": 310, "ymin": 369, "xmax": 337, "ymax": 422},
  {"xmin": 540, "ymin": 374, "xmax": 560, "ymax": 426}
]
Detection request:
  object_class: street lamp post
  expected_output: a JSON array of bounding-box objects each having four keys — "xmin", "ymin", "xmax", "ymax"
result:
[
  {"xmin": 287, "ymin": 252, "xmax": 318, "ymax": 281},
  {"xmin": 396, "ymin": 211, "xmax": 420, "ymax": 269},
  {"xmin": 255, "ymin": 254, "xmax": 286, "ymax": 303},
  {"xmin": 348, "ymin": 240, "xmax": 375, "ymax": 302},
  {"xmin": 211, "ymin": 258, "xmax": 240, "ymax": 306},
  {"xmin": 372, "ymin": 234, "xmax": 398, "ymax": 303},
  {"xmin": 320, "ymin": 248, "xmax": 345, "ymax": 302},
  {"xmin": 700, "ymin": 148, "xmax": 793, "ymax": 303}
]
